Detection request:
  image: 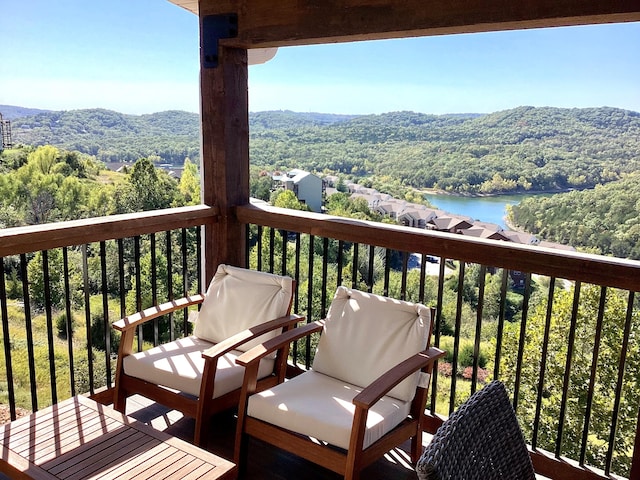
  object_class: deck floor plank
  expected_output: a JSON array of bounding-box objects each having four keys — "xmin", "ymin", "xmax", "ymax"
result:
[{"xmin": 124, "ymin": 394, "xmax": 420, "ymax": 480}]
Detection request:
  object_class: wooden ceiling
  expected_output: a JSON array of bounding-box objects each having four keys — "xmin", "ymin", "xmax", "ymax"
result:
[{"xmin": 169, "ymin": 0, "xmax": 640, "ymax": 47}]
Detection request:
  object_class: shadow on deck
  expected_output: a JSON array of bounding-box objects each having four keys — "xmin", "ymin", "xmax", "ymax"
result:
[{"xmin": 124, "ymin": 394, "xmax": 420, "ymax": 480}]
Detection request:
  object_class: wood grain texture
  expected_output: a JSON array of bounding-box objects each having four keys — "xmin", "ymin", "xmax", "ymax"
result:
[
  {"xmin": 198, "ymin": 0, "xmax": 640, "ymax": 47},
  {"xmin": 199, "ymin": 44, "xmax": 250, "ymax": 284},
  {"xmin": 0, "ymin": 205, "xmax": 216, "ymax": 257},
  {"xmin": 236, "ymin": 203, "xmax": 640, "ymax": 292},
  {"xmin": 0, "ymin": 396, "xmax": 236, "ymax": 480}
]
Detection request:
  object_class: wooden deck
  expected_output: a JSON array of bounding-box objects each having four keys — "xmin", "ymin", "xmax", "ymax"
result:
[{"xmin": 124, "ymin": 395, "xmax": 421, "ymax": 480}]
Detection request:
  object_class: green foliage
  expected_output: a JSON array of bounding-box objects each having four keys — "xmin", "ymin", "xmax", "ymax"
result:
[
  {"xmin": 27, "ymin": 249, "xmax": 83, "ymax": 311},
  {"xmin": 271, "ymin": 189, "xmax": 310, "ymax": 211},
  {"xmin": 500, "ymin": 284, "xmax": 640, "ymax": 477},
  {"xmin": 90, "ymin": 310, "xmax": 121, "ymax": 353},
  {"xmin": 13, "ymin": 108, "xmax": 200, "ymax": 165},
  {"xmin": 0, "ymin": 145, "xmax": 103, "ymax": 224},
  {"xmin": 439, "ymin": 336, "xmax": 489, "ymax": 369},
  {"xmin": 0, "ymin": 304, "xmax": 114, "ymax": 409},
  {"xmin": 511, "ymin": 172, "xmax": 640, "ymax": 259},
  {"xmin": 114, "ymin": 157, "xmax": 179, "ymax": 213},
  {"xmin": 72, "ymin": 348, "xmax": 113, "ymax": 398},
  {"xmin": 178, "ymin": 157, "xmax": 200, "ymax": 205},
  {"xmin": 325, "ymin": 192, "xmax": 382, "ymax": 221},
  {"xmin": 4, "ymin": 266, "xmax": 22, "ymax": 299},
  {"xmin": 55, "ymin": 312, "xmax": 70, "ymax": 339},
  {"xmin": 250, "ymin": 106, "xmax": 640, "ymax": 195},
  {"xmin": 12, "ymin": 106, "xmax": 640, "ymax": 195},
  {"xmin": 1, "ymin": 145, "xmax": 193, "ymax": 227},
  {"xmin": 250, "ymin": 167, "xmax": 274, "ymax": 201},
  {"xmin": 27, "ymin": 250, "xmax": 65, "ymax": 311}
]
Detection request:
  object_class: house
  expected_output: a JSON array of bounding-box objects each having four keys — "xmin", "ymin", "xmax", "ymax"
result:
[
  {"xmin": 429, "ymin": 215, "xmax": 475, "ymax": 233},
  {"xmin": 273, "ymin": 169, "xmax": 324, "ymax": 213},
  {"xmin": 460, "ymin": 225, "xmax": 510, "ymax": 241},
  {"xmin": 397, "ymin": 206, "xmax": 439, "ymax": 229},
  {"xmin": 501, "ymin": 230, "xmax": 540, "ymax": 245},
  {"xmin": 374, "ymin": 199, "xmax": 406, "ymax": 220}
]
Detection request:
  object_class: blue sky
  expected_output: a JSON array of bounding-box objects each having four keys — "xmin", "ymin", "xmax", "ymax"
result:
[{"xmin": 1, "ymin": 0, "xmax": 639, "ymax": 115}]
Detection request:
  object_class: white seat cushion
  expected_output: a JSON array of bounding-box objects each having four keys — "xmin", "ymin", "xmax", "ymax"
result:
[
  {"xmin": 123, "ymin": 336, "xmax": 275, "ymax": 398},
  {"xmin": 194, "ymin": 264, "xmax": 293, "ymax": 353},
  {"xmin": 247, "ymin": 371, "xmax": 411, "ymax": 450},
  {"xmin": 312, "ymin": 286, "xmax": 431, "ymax": 402}
]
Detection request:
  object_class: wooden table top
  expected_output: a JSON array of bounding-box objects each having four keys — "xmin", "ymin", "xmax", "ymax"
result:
[{"xmin": 0, "ymin": 396, "xmax": 236, "ymax": 480}]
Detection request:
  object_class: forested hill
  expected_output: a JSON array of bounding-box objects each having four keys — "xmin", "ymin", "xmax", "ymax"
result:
[
  {"xmin": 510, "ymin": 172, "xmax": 640, "ymax": 260},
  {"xmin": 250, "ymin": 106, "xmax": 640, "ymax": 194},
  {"xmin": 7, "ymin": 105, "xmax": 640, "ymax": 194},
  {"xmin": 0, "ymin": 105, "xmax": 51, "ymax": 119},
  {"xmin": 11, "ymin": 108, "xmax": 201, "ymax": 164}
]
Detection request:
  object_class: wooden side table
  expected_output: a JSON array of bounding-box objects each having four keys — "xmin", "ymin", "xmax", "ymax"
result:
[{"xmin": 0, "ymin": 395, "xmax": 236, "ymax": 479}]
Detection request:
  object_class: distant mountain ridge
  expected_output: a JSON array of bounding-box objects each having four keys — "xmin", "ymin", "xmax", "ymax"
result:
[
  {"xmin": 0, "ymin": 105, "xmax": 51, "ymax": 120},
  {"xmin": 4, "ymin": 104, "xmax": 640, "ymax": 194}
]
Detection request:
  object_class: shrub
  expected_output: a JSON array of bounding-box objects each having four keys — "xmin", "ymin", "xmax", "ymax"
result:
[
  {"xmin": 438, "ymin": 362, "xmax": 453, "ymax": 377},
  {"xmin": 90, "ymin": 311, "xmax": 121, "ymax": 353},
  {"xmin": 461, "ymin": 366, "xmax": 490, "ymax": 383},
  {"xmin": 440, "ymin": 336, "xmax": 488, "ymax": 369},
  {"xmin": 56, "ymin": 312, "xmax": 70, "ymax": 339},
  {"xmin": 459, "ymin": 342, "xmax": 488, "ymax": 369}
]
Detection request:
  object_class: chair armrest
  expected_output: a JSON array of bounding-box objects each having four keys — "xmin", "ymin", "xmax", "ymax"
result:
[
  {"xmin": 201, "ymin": 314, "xmax": 305, "ymax": 360},
  {"xmin": 112, "ymin": 294, "xmax": 205, "ymax": 331},
  {"xmin": 353, "ymin": 347, "xmax": 445, "ymax": 409},
  {"xmin": 236, "ymin": 320, "xmax": 324, "ymax": 367}
]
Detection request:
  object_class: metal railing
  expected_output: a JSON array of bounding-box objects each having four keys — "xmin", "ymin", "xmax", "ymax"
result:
[
  {"xmin": 0, "ymin": 205, "xmax": 213, "ymax": 415},
  {"xmin": 236, "ymin": 202, "xmax": 640, "ymax": 480},
  {"xmin": 1, "ymin": 202, "xmax": 638, "ymax": 479}
]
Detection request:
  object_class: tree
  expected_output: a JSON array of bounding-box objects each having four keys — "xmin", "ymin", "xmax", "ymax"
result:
[
  {"xmin": 250, "ymin": 169, "xmax": 273, "ymax": 201},
  {"xmin": 114, "ymin": 157, "xmax": 179, "ymax": 213},
  {"xmin": 27, "ymin": 249, "xmax": 83, "ymax": 311},
  {"xmin": 56, "ymin": 176, "xmax": 89, "ymax": 219},
  {"xmin": 271, "ymin": 189, "xmax": 309, "ymax": 211},
  {"xmin": 177, "ymin": 157, "xmax": 200, "ymax": 206},
  {"xmin": 500, "ymin": 284, "xmax": 640, "ymax": 477},
  {"xmin": 29, "ymin": 145, "xmax": 59, "ymax": 175}
]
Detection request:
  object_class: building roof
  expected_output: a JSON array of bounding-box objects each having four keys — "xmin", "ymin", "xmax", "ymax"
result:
[
  {"xmin": 501, "ymin": 230, "xmax": 539, "ymax": 244},
  {"xmin": 430, "ymin": 215, "xmax": 474, "ymax": 231},
  {"xmin": 539, "ymin": 241, "xmax": 576, "ymax": 252},
  {"xmin": 460, "ymin": 226, "xmax": 509, "ymax": 240}
]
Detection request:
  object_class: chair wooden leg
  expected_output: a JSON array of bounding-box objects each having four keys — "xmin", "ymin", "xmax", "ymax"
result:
[
  {"xmin": 411, "ymin": 429, "xmax": 423, "ymax": 463},
  {"xmin": 344, "ymin": 463, "xmax": 360, "ymax": 480},
  {"xmin": 113, "ymin": 388, "xmax": 126, "ymax": 413},
  {"xmin": 235, "ymin": 431, "xmax": 249, "ymax": 478},
  {"xmin": 194, "ymin": 416, "xmax": 204, "ymax": 447}
]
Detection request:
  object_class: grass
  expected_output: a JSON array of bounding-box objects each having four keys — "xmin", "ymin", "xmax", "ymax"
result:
[{"xmin": 0, "ymin": 298, "xmax": 119, "ymax": 410}]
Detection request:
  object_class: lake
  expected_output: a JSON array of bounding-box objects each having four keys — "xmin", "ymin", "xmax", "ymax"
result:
[{"xmin": 422, "ymin": 192, "xmax": 549, "ymax": 229}]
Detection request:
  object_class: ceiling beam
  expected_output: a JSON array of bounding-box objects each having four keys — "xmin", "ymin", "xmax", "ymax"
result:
[{"xmin": 196, "ymin": 0, "xmax": 640, "ymax": 48}]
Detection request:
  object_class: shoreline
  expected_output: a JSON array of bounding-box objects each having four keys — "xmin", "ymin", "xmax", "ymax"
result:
[{"xmin": 420, "ymin": 187, "xmax": 577, "ymax": 198}]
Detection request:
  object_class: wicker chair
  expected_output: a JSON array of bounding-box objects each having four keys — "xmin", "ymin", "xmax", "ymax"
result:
[{"xmin": 416, "ymin": 380, "xmax": 535, "ymax": 480}]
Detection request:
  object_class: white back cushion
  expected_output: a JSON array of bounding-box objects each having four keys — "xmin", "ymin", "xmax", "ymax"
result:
[
  {"xmin": 312, "ymin": 286, "xmax": 431, "ymax": 402},
  {"xmin": 193, "ymin": 264, "xmax": 293, "ymax": 352}
]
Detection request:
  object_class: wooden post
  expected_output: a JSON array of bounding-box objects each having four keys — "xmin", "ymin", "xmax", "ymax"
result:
[{"xmin": 199, "ymin": 34, "xmax": 249, "ymax": 285}]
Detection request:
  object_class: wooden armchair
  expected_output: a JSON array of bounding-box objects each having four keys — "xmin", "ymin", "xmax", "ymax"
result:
[
  {"xmin": 234, "ymin": 286, "xmax": 444, "ymax": 480},
  {"xmin": 113, "ymin": 264, "xmax": 302, "ymax": 445}
]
